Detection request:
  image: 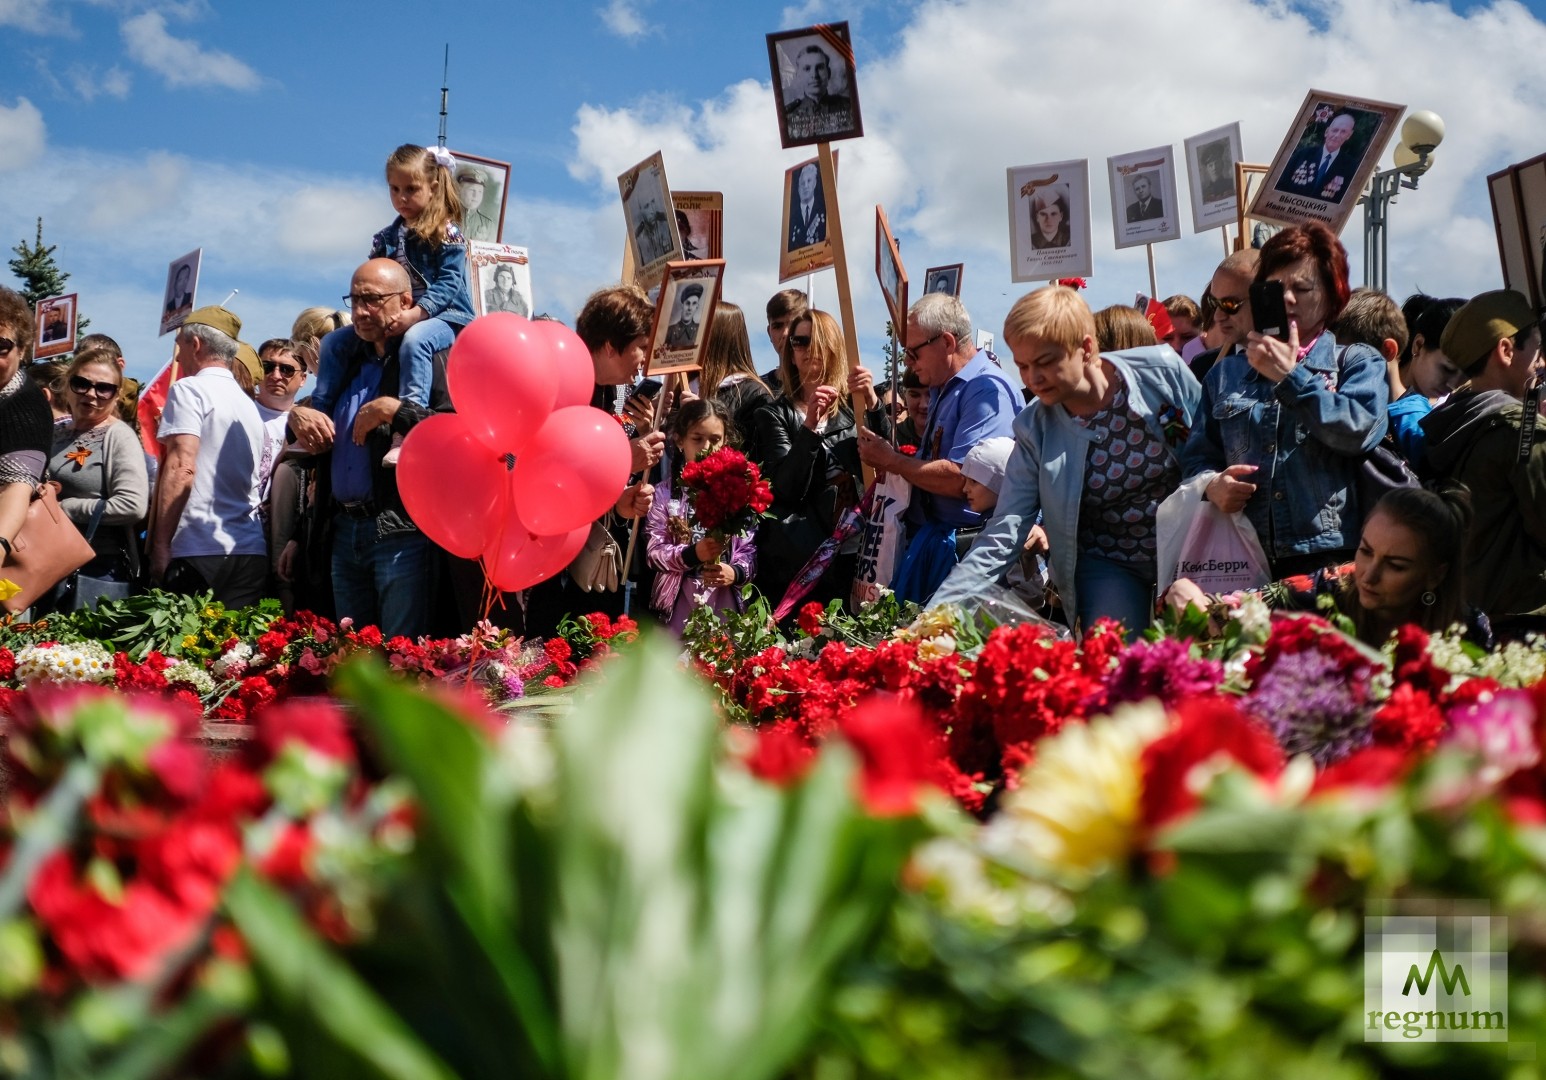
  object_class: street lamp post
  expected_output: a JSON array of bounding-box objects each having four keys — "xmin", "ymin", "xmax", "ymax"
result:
[{"xmin": 1361, "ymin": 110, "xmax": 1445, "ymax": 293}]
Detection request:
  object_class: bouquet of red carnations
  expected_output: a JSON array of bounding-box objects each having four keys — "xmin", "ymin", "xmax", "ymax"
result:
[{"xmin": 680, "ymin": 447, "xmax": 774, "ymax": 555}]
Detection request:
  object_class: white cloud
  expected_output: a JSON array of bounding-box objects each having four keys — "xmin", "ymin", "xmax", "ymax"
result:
[
  {"xmin": 600, "ymin": 0, "xmax": 649, "ymax": 39},
  {"xmin": 0, "ymin": 98, "xmax": 46, "ymax": 172},
  {"xmin": 274, "ymin": 187, "xmax": 385, "ymax": 260},
  {"xmin": 66, "ymin": 63, "xmax": 133, "ymax": 101},
  {"xmin": 121, "ymin": 10, "xmax": 261, "ymax": 91},
  {"xmin": 0, "ymin": 0, "xmax": 74, "ymax": 34}
]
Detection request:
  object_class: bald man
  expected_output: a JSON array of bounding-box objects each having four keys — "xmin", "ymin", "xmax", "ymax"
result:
[{"xmin": 287, "ymin": 258, "xmax": 453, "ymax": 638}]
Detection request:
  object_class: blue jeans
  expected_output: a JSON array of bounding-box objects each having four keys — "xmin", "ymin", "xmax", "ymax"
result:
[
  {"xmin": 1073, "ymin": 552, "xmax": 1155, "ymax": 639},
  {"xmin": 397, "ymin": 317, "xmax": 453, "ymax": 407},
  {"xmin": 331, "ymin": 516, "xmax": 433, "ymax": 639}
]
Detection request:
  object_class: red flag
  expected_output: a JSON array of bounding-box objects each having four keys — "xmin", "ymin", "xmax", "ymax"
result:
[
  {"xmin": 136, "ymin": 356, "xmax": 177, "ymax": 459},
  {"xmin": 1144, "ymin": 298, "xmax": 1175, "ymax": 343}
]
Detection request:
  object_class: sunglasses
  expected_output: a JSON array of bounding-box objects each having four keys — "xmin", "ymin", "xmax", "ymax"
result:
[
  {"xmin": 0, "ymin": 337, "xmax": 13, "ymax": 357},
  {"xmin": 70, "ymin": 376, "xmax": 120, "ymax": 397},
  {"xmin": 788, "ymin": 334, "xmax": 812, "ymax": 349},
  {"xmin": 904, "ymin": 332, "xmax": 944, "ymax": 363},
  {"xmin": 261, "ymin": 359, "xmax": 303, "ymax": 379},
  {"xmin": 1214, "ymin": 297, "xmax": 1246, "ymax": 315}
]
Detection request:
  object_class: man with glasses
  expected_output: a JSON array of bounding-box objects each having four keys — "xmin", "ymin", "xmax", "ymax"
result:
[
  {"xmin": 286, "ymin": 259, "xmax": 452, "ymax": 638},
  {"xmin": 148, "ymin": 306, "xmax": 269, "ymax": 608},
  {"xmin": 253, "ymin": 339, "xmax": 308, "ymax": 611},
  {"xmin": 1422, "ymin": 290, "xmax": 1546, "ymax": 636},
  {"xmin": 1187, "ymin": 249, "xmax": 1259, "ymax": 383},
  {"xmin": 855, "ymin": 293, "xmax": 1020, "ymax": 603}
]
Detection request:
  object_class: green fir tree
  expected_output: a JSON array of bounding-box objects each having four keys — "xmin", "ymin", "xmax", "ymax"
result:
[{"xmin": 9, "ymin": 218, "xmax": 87, "ymax": 340}]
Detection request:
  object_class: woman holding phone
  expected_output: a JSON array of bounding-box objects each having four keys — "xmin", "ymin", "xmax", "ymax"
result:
[{"xmin": 1179, "ymin": 222, "xmax": 1389, "ymax": 578}]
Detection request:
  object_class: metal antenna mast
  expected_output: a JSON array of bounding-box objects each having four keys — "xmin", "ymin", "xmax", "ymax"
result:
[{"xmin": 437, "ymin": 45, "xmax": 450, "ymax": 148}]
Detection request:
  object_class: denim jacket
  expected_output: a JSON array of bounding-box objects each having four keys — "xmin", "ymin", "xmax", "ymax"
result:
[
  {"xmin": 1179, "ymin": 332, "xmax": 1388, "ymax": 560},
  {"xmin": 369, "ymin": 218, "xmax": 475, "ymax": 326},
  {"xmin": 932, "ymin": 347, "xmax": 1201, "ymax": 629}
]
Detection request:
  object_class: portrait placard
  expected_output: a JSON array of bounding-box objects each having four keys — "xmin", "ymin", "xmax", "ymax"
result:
[
  {"xmin": 34, "ymin": 293, "xmax": 77, "ymax": 360},
  {"xmin": 922, "ymin": 264, "xmax": 963, "ymax": 298},
  {"xmin": 467, "ymin": 242, "xmax": 533, "ymax": 319},
  {"xmin": 876, "ymin": 205, "xmax": 908, "ymax": 334},
  {"xmin": 767, "ymin": 22, "xmax": 864, "ymax": 150},
  {"xmin": 647, "ymin": 259, "xmax": 725, "ymax": 375},
  {"xmin": 1250, "ymin": 90, "xmax": 1405, "ymax": 234},
  {"xmin": 1108, "ymin": 145, "xmax": 1181, "ymax": 251},
  {"xmin": 1488, "ymin": 156, "xmax": 1546, "ymax": 308},
  {"xmin": 448, "ymin": 152, "xmax": 510, "ymax": 243},
  {"xmin": 673, "ymin": 191, "xmax": 723, "ymax": 261},
  {"xmin": 780, "ymin": 153, "xmax": 837, "ymax": 282},
  {"xmin": 159, "ymin": 248, "xmax": 201, "ymax": 336},
  {"xmin": 1234, "ymin": 163, "xmax": 1281, "ymax": 251},
  {"xmin": 1184, "ymin": 122, "xmax": 1243, "ymax": 233},
  {"xmin": 1007, "ymin": 159, "xmax": 1092, "ymax": 282},
  {"xmin": 619, "ymin": 151, "xmax": 683, "ymax": 290}
]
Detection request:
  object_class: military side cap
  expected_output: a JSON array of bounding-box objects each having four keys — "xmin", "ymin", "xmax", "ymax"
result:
[
  {"xmin": 182, "ymin": 306, "xmax": 242, "ymax": 341},
  {"xmin": 1441, "ymin": 289, "xmax": 1535, "ymax": 372}
]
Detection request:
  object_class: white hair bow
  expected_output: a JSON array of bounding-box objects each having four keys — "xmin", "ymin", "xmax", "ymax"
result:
[{"xmin": 430, "ymin": 146, "xmax": 456, "ymax": 170}]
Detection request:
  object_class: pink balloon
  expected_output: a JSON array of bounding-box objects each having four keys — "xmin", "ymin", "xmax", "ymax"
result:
[
  {"xmin": 481, "ymin": 520, "xmax": 590, "ymax": 593},
  {"xmin": 398, "ymin": 413, "xmax": 510, "ymax": 558},
  {"xmin": 448, "ymin": 313, "xmax": 558, "ymax": 455},
  {"xmin": 527, "ymin": 319, "xmax": 597, "ymax": 410},
  {"xmin": 510, "ymin": 407, "xmax": 632, "ymax": 536}
]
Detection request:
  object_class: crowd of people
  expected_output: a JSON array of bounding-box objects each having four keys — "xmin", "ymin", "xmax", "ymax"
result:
[{"xmin": 1, "ymin": 143, "xmax": 1542, "ymax": 652}]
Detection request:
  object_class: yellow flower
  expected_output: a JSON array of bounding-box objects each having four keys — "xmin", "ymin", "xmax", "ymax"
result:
[
  {"xmin": 984, "ymin": 702, "xmax": 1168, "ymax": 878},
  {"xmin": 182, "ymin": 635, "xmax": 199, "ymax": 649},
  {"xmin": 0, "ymin": 578, "xmax": 20, "ymax": 602}
]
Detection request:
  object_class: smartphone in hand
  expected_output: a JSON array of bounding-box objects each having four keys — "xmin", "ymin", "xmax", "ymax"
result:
[{"xmin": 1249, "ymin": 280, "xmax": 1290, "ymax": 341}]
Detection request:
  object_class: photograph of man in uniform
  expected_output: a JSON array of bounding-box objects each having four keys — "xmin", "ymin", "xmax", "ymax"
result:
[
  {"xmin": 40, "ymin": 301, "xmax": 69, "ymax": 343},
  {"xmin": 1273, "ymin": 109, "xmax": 1366, "ymax": 205},
  {"xmin": 788, "ymin": 161, "xmax": 827, "ymax": 250},
  {"xmin": 164, "ymin": 262, "xmax": 193, "ymax": 316},
  {"xmin": 665, "ymin": 284, "xmax": 703, "ymax": 349},
  {"xmin": 1199, "ymin": 140, "xmax": 1234, "ymax": 203},
  {"xmin": 457, "ymin": 163, "xmax": 500, "ymax": 242},
  {"xmin": 1126, "ymin": 173, "xmax": 1164, "ymax": 222},
  {"xmin": 633, "ymin": 191, "xmax": 673, "ymax": 266},
  {"xmin": 482, "ymin": 263, "xmax": 529, "ymax": 317}
]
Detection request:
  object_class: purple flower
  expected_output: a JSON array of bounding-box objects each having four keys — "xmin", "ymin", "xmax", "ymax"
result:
[
  {"xmin": 501, "ymin": 671, "xmax": 525, "ymax": 700},
  {"xmin": 1096, "ymin": 637, "xmax": 1224, "ymax": 711},
  {"xmin": 1244, "ymin": 648, "xmax": 1372, "ymax": 766}
]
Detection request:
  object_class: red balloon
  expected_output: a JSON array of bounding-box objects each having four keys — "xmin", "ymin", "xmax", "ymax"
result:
[
  {"xmin": 448, "ymin": 312, "xmax": 558, "ymax": 455},
  {"xmin": 481, "ymin": 520, "xmax": 590, "ymax": 592},
  {"xmin": 509, "ymin": 407, "xmax": 632, "ymax": 536},
  {"xmin": 397, "ymin": 413, "xmax": 510, "ymax": 558},
  {"xmin": 528, "ymin": 318, "xmax": 597, "ymax": 410}
]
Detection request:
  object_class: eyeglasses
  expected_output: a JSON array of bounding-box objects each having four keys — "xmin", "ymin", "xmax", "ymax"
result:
[
  {"xmin": 904, "ymin": 332, "xmax": 944, "ymax": 363},
  {"xmin": 0, "ymin": 337, "xmax": 13, "ymax": 357},
  {"xmin": 261, "ymin": 359, "xmax": 302, "ymax": 379},
  {"xmin": 344, "ymin": 292, "xmax": 397, "ymax": 310},
  {"xmin": 69, "ymin": 376, "xmax": 120, "ymax": 397},
  {"xmin": 1213, "ymin": 297, "xmax": 1246, "ymax": 315},
  {"xmin": 788, "ymin": 334, "xmax": 812, "ymax": 349}
]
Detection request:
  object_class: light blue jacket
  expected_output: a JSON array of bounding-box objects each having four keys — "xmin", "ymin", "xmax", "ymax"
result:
[{"xmin": 931, "ymin": 347, "xmax": 1202, "ymax": 628}]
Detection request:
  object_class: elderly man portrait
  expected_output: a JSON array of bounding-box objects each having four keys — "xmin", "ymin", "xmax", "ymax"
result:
[
  {"xmin": 1275, "ymin": 110, "xmax": 1363, "ymax": 204},
  {"xmin": 782, "ymin": 41, "xmax": 853, "ymax": 141},
  {"xmin": 286, "ymin": 259, "xmax": 453, "ymax": 639},
  {"xmin": 148, "ymin": 306, "xmax": 269, "ymax": 608},
  {"xmin": 788, "ymin": 162, "xmax": 827, "ymax": 250},
  {"xmin": 1126, "ymin": 174, "xmax": 1164, "ymax": 222}
]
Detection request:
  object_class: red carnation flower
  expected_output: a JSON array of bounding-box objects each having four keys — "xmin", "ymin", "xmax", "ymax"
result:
[
  {"xmin": 839, "ymin": 694, "xmax": 941, "ymax": 817},
  {"xmin": 1140, "ymin": 697, "xmax": 1283, "ymax": 830},
  {"xmin": 796, "ymin": 601, "xmax": 826, "ymax": 638}
]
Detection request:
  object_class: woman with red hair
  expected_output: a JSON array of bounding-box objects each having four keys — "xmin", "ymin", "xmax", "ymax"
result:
[{"xmin": 1179, "ymin": 222, "xmax": 1389, "ymax": 578}]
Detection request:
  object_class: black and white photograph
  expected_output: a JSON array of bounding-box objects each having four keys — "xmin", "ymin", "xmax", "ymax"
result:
[
  {"xmin": 779, "ymin": 153, "xmax": 837, "ymax": 282},
  {"xmin": 647, "ymin": 259, "xmax": 726, "ymax": 375},
  {"xmin": 618, "ymin": 151, "xmax": 683, "ymax": 289},
  {"xmin": 767, "ymin": 22, "xmax": 864, "ymax": 150},
  {"xmin": 35, "ymin": 293, "xmax": 77, "ymax": 360},
  {"xmin": 1184, "ymin": 122, "xmax": 1244, "ymax": 232},
  {"xmin": 467, "ymin": 242, "xmax": 533, "ymax": 319},
  {"xmin": 1007, "ymin": 159, "xmax": 1092, "ymax": 281},
  {"xmin": 673, "ymin": 191, "xmax": 723, "ymax": 261},
  {"xmin": 923, "ymin": 263, "xmax": 962, "ymax": 298},
  {"xmin": 159, "ymin": 248, "xmax": 201, "ymax": 336},
  {"xmin": 449, "ymin": 152, "xmax": 510, "ymax": 243},
  {"xmin": 1108, "ymin": 146, "xmax": 1180, "ymax": 250},
  {"xmin": 1233, "ymin": 162, "xmax": 1280, "ymax": 252},
  {"xmin": 876, "ymin": 205, "xmax": 908, "ymax": 334},
  {"xmin": 1252, "ymin": 90, "xmax": 1404, "ymax": 234}
]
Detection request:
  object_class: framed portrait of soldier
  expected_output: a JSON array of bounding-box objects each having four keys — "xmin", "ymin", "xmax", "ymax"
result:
[
  {"xmin": 467, "ymin": 242, "xmax": 533, "ymax": 319},
  {"xmin": 876, "ymin": 205, "xmax": 908, "ymax": 334},
  {"xmin": 1251, "ymin": 90, "xmax": 1404, "ymax": 234},
  {"xmin": 673, "ymin": 191, "xmax": 723, "ymax": 261},
  {"xmin": 647, "ymin": 260, "xmax": 725, "ymax": 376},
  {"xmin": 1234, "ymin": 163, "xmax": 1282, "ymax": 252},
  {"xmin": 619, "ymin": 151, "xmax": 683, "ymax": 291},
  {"xmin": 779, "ymin": 153, "xmax": 837, "ymax": 282},
  {"xmin": 159, "ymin": 248, "xmax": 201, "ymax": 336},
  {"xmin": 1488, "ymin": 155, "xmax": 1546, "ymax": 310},
  {"xmin": 1006, "ymin": 159, "xmax": 1092, "ymax": 282},
  {"xmin": 34, "ymin": 293, "xmax": 77, "ymax": 360},
  {"xmin": 767, "ymin": 22, "xmax": 864, "ymax": 150},
  {"xmin": 923, "ymin": 264, "xmax": 963, "ymax": 298},
  {"xmin": 448, "ymin": 151, "xmax": 509, "ymax": 244},
  {"xmin": 1108, "ymin": 145, "xmax": 1180, "ymax": 250},
  {"xmin": 1184, "ymin": 122, "xmax": 1243, "ymax": 233}
]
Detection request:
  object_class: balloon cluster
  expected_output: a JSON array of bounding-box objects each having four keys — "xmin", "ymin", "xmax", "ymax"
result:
[{"xmin": 396, "ymin": 314, "xmax": 632, "ymax": 592}]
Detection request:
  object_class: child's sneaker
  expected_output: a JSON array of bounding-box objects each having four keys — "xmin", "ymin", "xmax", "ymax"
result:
[{"xmin": 381, "ymin": 431, "xmax": 405, "ymax": 468}]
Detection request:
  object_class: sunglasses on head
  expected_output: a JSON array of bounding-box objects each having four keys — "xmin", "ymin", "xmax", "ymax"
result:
[
  {"xmin": 1213, "ymin": 296, "xmax": 1246, "ymax": 315},
  {"xmin": 70, "ymin": 376, "xmax": 120, "ymax": 397},
  {"xmin": 261, "ymin": 359, "xmax": 302, "ymax": 378},
  {"xmin": 788, "ymin": 333, "xmax": 812, "ymax": 348}
]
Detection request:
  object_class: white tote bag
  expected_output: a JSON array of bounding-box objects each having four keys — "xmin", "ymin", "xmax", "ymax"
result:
[
  {"xmin": 1156, "ymin": 472, "xmax": 1271, "ymax": 596},
  {"xmin": 850, "ymin": 471, "xmax": 912, "ymax": 608}
]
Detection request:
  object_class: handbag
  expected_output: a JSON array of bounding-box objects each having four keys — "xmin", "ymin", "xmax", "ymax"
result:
[
  {"xmin": 54, "ymin": 446, "xmax": 135, "ymax": 613},
  {"xmin": 1357, "ymin": 437, "xmax": 1420, "ymax": 511},
  {"xmin": 569, "ymin": 520, "xmax": 622, "ymax": 593},
  {"xmin": 2, "ymin": 482, "xmax": 96, "ymax": 614}
]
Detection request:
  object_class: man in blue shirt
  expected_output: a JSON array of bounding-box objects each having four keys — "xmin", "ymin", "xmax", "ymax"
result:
[{"xmin": 857, "ymin": 294, "xmax": 1020, "ymax": 602}]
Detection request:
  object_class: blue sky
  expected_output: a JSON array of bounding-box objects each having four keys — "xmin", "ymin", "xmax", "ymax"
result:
[{"xmin": 4, "ymin": 0, "xmax": 1546, "ymax": 384}]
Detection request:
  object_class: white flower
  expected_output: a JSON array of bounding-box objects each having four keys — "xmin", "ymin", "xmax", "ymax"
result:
[
  {"xmin": 14, "ymin": 642, "xmax": 114, "ymax": 685},
  {"xmin": 917, "ymin": 633, "xmax": 957, "ymax": 661},
  {"xmin": 1234, "ymin": 593, "xmax": 1271, "ymax": 641},
  {"xmin": 164, "ymin": 660, "xmax": 215, "ymax": 696},
  {"xmin": 211, "ymin": 642, "xmax": 254, "ymax": 679}
]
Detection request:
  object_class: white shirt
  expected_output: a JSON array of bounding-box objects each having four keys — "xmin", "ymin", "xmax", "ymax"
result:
[
  {"xmin": 158, "ymin": 366, "xmax": 267, "ymax": 558},
  {"xmin": 254, "ymin": 401, "xmax": 292, "ymax": 504}
]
